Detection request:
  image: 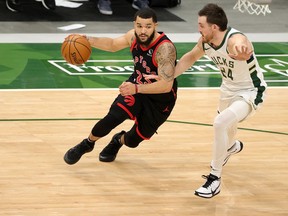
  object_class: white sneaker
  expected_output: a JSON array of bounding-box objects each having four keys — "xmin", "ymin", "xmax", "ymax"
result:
[
  {"xmin": 195, "ymin": 174, "xmax": 221, "ymax": 198},
  {"xmin": 223, "ymin": 140, "xmax": 243, "ymax": 166}
]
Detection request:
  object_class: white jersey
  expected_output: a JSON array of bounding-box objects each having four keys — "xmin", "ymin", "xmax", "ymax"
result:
[{"xmin": 203, "ymin": 27, "xmax": 267, "ymax": 110}]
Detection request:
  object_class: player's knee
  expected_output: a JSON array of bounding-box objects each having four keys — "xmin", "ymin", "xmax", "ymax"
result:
[
  {"xmin": 213, "ymin": 109, "xmax": 238, "ymax": 131},
  {"xmin": 91, "ymin": 113, "xmax": 124, "ymax": 137},
  {"xmin": 124, "ymin": 132, "xmax": 142, "ymax": 148},
  {"xmin": 213, "ymin": 115, "xmax": 226, "ymax": 131},
  {"xmin": 124, "ymin": 138, "xmax": 140, "ymax": 148}
]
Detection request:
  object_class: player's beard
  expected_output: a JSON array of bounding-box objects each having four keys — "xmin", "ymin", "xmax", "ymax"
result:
[
  {"xmin": 135, "ymin": 31, "xmax": 155, "ymax": 47},
  {"xmin": 201, "ymin": 32, "xmax": 213, "ymax": 44}
]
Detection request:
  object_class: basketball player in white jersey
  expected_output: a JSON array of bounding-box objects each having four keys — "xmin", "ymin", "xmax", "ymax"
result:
[
  {"xmin": 178, "ymin": 3, "xmax": 267, "ymax": 198},
  {"xmin": 146, "ymin": 3, "xmax": 267, "ymax": 198}
]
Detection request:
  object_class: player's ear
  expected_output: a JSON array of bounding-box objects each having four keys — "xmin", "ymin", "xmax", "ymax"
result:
[
  {"xmin": 212, "ymin": 24, "xmax": 218, "ymax": 31},
  {"xmin": 154, "ymin": 22, "xmax": 158, "ymax": 28}
]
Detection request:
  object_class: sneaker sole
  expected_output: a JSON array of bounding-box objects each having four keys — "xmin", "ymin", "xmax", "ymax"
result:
[
  {"xmin": 99, "ymin": 154, "xmax": 116, "ymax": 162},
  {"xmin": 98, "ymin": 10, "xmax": 113, "ymax": 15},
  {"xmin": 194, "ymin": 188, "xmax": 221, "ymax": 198}
]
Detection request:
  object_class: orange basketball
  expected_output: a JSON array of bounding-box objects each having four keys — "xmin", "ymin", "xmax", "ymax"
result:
[{"xmin": 61, "ymin": 34, "xmax": 92, "ymax": 65}]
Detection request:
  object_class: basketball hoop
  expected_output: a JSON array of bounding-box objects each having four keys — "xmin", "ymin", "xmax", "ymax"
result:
[{"xmin": 233, "ymin": 0, "xmax": 272, "ymax": 16}]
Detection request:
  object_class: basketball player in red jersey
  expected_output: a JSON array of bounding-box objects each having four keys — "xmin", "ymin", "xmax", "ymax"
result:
[{"xmin": 64, "ymin": 8, "xmax": 177, "ymax": 164}]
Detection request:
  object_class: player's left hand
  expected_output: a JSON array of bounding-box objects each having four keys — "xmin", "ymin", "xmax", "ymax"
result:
[
  {"xmin": 119, "ymin": 82, "xmax": 136, "ymax": 96},
  {"xmin": 228, "ymin": 44, "xmax": 253, "ymax": 60}
]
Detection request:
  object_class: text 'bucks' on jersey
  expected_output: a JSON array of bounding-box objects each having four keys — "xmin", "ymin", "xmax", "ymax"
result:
[{"xmin": 203, "ymin": 27, "xmax": 267, "ymax": 108}]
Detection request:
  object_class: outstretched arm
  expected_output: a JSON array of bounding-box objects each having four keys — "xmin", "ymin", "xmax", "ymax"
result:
[
  {"xmin": 144, "ymin": 37, "xmax": 205, "ymax": 81},
  {"xmin": 86, "ymin": 29, "xmax": 134, "ymax": 52},
  {"xmin": 175, "ymin": 38, "xmax": 205, "ymax": 77}
]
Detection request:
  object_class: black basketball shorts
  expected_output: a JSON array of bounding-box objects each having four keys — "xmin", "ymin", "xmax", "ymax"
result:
[{"xmin": 109, "ymin": 93, "xmax": 176, "ymax": 140}]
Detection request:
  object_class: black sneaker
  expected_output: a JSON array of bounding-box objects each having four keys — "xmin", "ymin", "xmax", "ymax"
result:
[
  {"xmin": 64, "ymin": 139, "xmax": 95, "ymax": 165},
  {"xmin": 41, "ymin": 0, "xmax": 56, "ymax": 10},
  {"xmin": 99, "ymin": 131, "xmax": 125, "ymax": 162},
  {"xmin": 6, "ymin": 0, "xmax": 22, "ymax": 12}
]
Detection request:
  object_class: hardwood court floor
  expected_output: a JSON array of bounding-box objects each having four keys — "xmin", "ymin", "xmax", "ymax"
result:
[{"xmin": 0, "ymin": 88, "xmax": 287, "ymax": 216}]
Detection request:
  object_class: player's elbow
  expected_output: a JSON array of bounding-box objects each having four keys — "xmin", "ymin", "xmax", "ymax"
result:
[{"xmin": 106, "ymin": 45, "xmax": 118, "ymax": 52}]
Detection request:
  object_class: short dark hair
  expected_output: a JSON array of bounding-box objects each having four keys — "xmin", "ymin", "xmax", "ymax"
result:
[
  {"xmin": 134, "ymin": 8, "xmax": 158, "ymax": 23},
  {"xmin": 198, "ymin": 3, "xmax": 228, "ymax": 31}
]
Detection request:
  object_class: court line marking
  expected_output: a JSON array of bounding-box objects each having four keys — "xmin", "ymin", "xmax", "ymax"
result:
[
  {"xmin": 0, "ymin": 117, "xmax": 287, "ymax": 136},
  {"xmin": 0, "ymin": 87, "xmax": 287, "ymax": 136},
  {"xmin": 49, "ymin": 55, "xmax": 288, "ymax": 83}
]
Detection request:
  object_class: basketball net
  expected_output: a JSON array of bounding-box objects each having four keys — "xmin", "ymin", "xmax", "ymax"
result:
[{"xmin": 233, "ymin": 0, "xmax": 272, "ymax": 16}]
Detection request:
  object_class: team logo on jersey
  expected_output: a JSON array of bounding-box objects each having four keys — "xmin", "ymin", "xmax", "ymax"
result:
[
  {"xmin": 147, "ymin": 49, "xmax": 154, "ymax": 57},
  {"xmin": 124, "ymin": 95, "xmax": 135, "ymax": 107}
]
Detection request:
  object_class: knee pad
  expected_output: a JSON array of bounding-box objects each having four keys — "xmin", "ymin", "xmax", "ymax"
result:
[{"xmin": 124, "ymin": 131, "xmax": 143, "ymax": 148}]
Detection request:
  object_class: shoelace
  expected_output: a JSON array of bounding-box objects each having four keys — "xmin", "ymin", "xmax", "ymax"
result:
[
  {"xmin": 201, "ymin": 175, "xmax": 218, "ymax": 188},
  {"xmin": 104, "ymin": 138, "xmax": 121, "ymax": 154},
  {"xmin": 72, "ymin": 140, "xmax": 93, "ymax": 153}
]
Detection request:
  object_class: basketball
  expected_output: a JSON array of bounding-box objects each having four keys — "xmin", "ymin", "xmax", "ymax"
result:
[{"xmin": 61, "ymin": 34, "xmax": 92, "ymax": 65}]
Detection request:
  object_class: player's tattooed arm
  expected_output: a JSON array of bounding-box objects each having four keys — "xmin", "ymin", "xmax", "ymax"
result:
[
  {"xmin": 130, "ymin": 35, "xmax": 135, "ymax": 45},
  {"xmin": 155, "ymin": 42, "xmax": 176, "ymax": 82}
]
